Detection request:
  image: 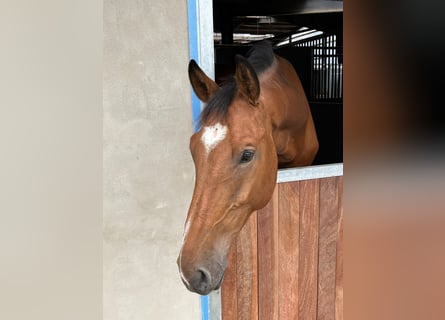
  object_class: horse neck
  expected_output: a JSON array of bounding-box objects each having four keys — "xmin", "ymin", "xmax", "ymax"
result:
[{"xmin": 258, "ymin": 63, "xmax": 316, "ymax": 167}]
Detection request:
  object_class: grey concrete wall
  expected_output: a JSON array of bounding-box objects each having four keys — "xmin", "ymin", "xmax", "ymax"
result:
[{"xmin": 103, "ymin": 0, "xmax": 199, "ymax": 319}]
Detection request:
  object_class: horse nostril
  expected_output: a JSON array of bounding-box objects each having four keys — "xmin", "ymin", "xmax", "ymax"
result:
[
  {"xmin": 190, "ymin": 267, "xmax": 212, "ymax": 295},
  {"xmin": 198, "ymin": 268, "xmax": 210, "ymax": 284}
]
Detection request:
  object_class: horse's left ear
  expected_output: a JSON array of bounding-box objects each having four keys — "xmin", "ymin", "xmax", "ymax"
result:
[{"xmin": 235, "ymin": 55, "xmax": 260, "ymax": 106}]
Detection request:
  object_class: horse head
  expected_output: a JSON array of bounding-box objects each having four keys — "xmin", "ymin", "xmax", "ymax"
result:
[{"xmin": 177, "ymin": 56, "xmax": 278, "ymax": 295}]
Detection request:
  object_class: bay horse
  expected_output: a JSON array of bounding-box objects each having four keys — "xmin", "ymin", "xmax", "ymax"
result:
[{"xmin": 178, "ymin": 41, "xmax": 318, "ymax": 295}]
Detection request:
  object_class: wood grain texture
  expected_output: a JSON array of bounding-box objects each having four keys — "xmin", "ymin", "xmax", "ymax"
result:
[
  {"xmin": 258, "ymin": 186, "xmax": 279, "ymax": 320},
  {"xmin": 335, "ymin": 177, "xmax": 343, "ymax": 320},
  {"xmin": 221, "ymin": 175, "xmax": 343, "ymax": 320},
  {"xmin": 236, "ymin": 211, "xmax": 258, "ymax": 320},
  {"xmin": 298, "ymin": 179, "xmax": 320, "ymax": 320},
  {"xmin": 278, "ymin": 182, "xmax": 300, "ymax": 320},
  {"xmin": 317, "ymin": 177, "xmax": 339, "ymax": 320},
  {"xmin": 222, "ymin": 240, "xmax": 237, "ymax": 320}
]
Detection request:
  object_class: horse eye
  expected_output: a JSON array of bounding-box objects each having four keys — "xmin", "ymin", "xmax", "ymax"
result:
[{"xmin": 240, "ymin": 150, "xmax": 255, "ymax": 163}]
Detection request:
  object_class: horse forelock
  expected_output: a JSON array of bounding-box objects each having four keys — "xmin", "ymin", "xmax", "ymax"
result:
[{"xmin": 198, "ymin": 78, "xmax": 236, "ymax": 127}]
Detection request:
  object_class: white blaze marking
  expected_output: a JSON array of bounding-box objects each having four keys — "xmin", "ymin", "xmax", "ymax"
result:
[{"xmin": 201, "ymin": 123, "xmax": 227, "ymax": 154}]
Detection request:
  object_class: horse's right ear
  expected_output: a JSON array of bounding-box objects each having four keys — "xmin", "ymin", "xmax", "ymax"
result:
[{"xmin": 188, "ymin": 60, "xmax": 219, "ymax": 103}]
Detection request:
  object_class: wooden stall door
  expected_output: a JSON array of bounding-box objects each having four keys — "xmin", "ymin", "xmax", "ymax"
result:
[{"xmin": 221, "ymin": 176, "xmax": 343, "ymax": 320}]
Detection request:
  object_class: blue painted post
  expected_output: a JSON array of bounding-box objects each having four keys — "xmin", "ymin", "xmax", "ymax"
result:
[
  {"xmin": 187, "ymin": 0, "xmax": 213, "ymax": 319},
  {"xmin": 200, "ymin": 294, "xmax": 209, "ymax": 320},
  {"xmin": 187, "ymin": 0, "xmax": 202, "ymax": 132}
]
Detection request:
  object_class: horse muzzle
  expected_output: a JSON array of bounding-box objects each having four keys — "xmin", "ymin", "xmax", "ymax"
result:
[{"xmin": 177, "ymin": 255, "xmax": 226, "ymax": 295}]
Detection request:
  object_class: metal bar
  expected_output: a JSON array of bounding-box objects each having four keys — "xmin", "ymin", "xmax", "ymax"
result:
[
  {"xmin": 329, "ymin": 36, "xmax": 334, "ymax": 98},
  {"xmin": 187, "ymin": 0, "xmax": 215, "ymax": 132},
  {"xmin": 314, "ymin": 48, "xmax": 318, "ymax": 99},
  {"xmin": 335, "ymin": 47, "xmax": 338, "ymax": 98},
  {"xmin": 277, "ymin": 163, "xmax": 344, "ymax": 183},
  {"xmin": 337, "ymin": 60, "xmax": 340, "ymax": 99},
  {"xmin": 187, "ymin": 0, "xmax": 201, "ymax": 131},
  {"xmin": 312, "ymin": 48, "xmax": 315, "ymax": 99},
  {"xmin": 321, "ymin": 38, "xmax": 326, "ymax": 98},
  {"xmin": 209, "ymin": 290, "xmax": 221, "ymax": 320},
  {"xmin": 317, "ymin": 47, "xmax": 321, "ymax": 99},
  {"xmin": 337, "ymin": 53, "xmax": 340, "ymax": 98},
  {"xmin": 317, "ymin": 47, "xmax": 320, "ymax": 99},
  {"xmin": 335, "ymin": 52, "xmax": 338, "ymax": 99},
  {"xmin": 310, "ymin": 49, "xmax": 314, "ymax": 99}
]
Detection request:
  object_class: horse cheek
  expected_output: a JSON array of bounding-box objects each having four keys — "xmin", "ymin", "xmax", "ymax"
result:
[{"xmin": 253, "ymin": 139, "xmax": 278, "ymax": 210}]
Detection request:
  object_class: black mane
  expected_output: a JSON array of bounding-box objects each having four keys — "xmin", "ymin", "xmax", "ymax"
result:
[
  {"xmin": 244, "ymin": 40, "xmax": 275, "ymax": 75},
  {"xmin": 199, "ymin": 40, "xmax": 274, "ymax": 126}
]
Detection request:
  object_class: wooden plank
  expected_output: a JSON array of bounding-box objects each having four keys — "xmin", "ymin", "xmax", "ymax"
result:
[
  {"xmin": 258, "ymin": 186, "xmax": 279, "ymax": 320},
  {"xmin": 236, "ymin": 211, "xmax": 258, "ymax": 320},
  {"xmin": 278, "ymin": 182, "xmax": 300, "ymax": 320},
  {"xmin": 335, "ymin": 177, "xmax": 343, "ymax": 320},
  {"xmin": 221, "ymin": 239, "xmax": 237, "ymax": 320},
  {"xmin": 298, "ymin": 179, "xmax": 320, "ymax": 320},
  {"xmin": 221, "ymin": 173, "xmax": 343, "ymax": 320},
  {"xmin": 317, "ymin": 177, "xmax": 339, "ymax": 320}
]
